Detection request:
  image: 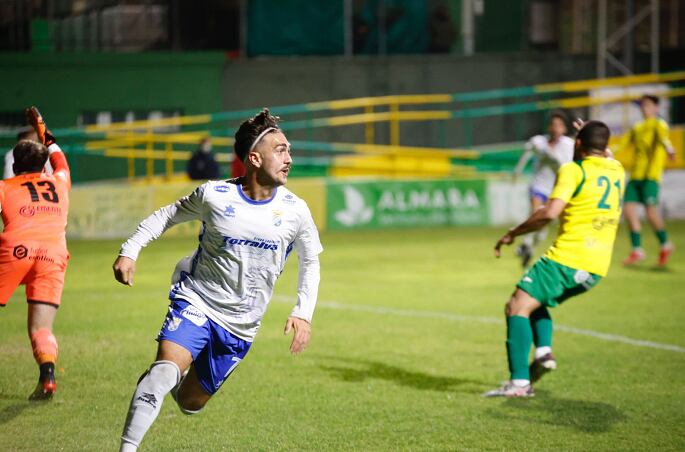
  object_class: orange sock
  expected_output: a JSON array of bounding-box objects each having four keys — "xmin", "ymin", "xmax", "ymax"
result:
[{"xmin": 30, "ymin": 329, "xmax": 58, "ymax": 365}]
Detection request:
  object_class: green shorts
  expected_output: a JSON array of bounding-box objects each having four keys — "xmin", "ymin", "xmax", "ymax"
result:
[
  {"xmin": 516, "ymin": 257, "xmax": 602, "ymax": 307},
  {"xmin": 624, "ymin": 179, "xmax": 660, "ymax": 206}
]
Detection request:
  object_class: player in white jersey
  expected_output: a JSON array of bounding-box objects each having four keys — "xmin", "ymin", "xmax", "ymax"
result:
[
  {"xmin": 513, "ymin": 112, "xmax": 574, "ymax": 268},
  {"xmin": 112, "ymin": 109, "xmax": 323, "ymax": 452}
]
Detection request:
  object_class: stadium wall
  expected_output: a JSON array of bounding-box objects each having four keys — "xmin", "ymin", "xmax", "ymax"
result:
[
  {"xmin": 222, "ymin": 53, "xmax": 596, "ymax": 146},
  {"xmin": 68, "ymin": 178, "xmax": 327, "ymax": 240},
  {"xmin": 67, "ymin": 172, "xmax": 685, "ymax": 240},
  {"xmin": 0, "ymin": 52, "xmax": 224, "ymax": 128}
]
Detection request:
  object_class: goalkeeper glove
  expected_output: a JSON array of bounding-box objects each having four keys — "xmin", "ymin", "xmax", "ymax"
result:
[{"xmin": 25, "ymin": 106, "xmax": 56, "ymax": 147}]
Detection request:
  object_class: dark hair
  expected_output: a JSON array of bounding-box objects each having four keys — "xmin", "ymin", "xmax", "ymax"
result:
[
  {"xmin": 641, "ymin": 94, "xmax": 659, "ymax": 105},
  {"xmin": 234, "ymin": 108, "xmax": 280, "ymax": 161},
  {"xmin": 549, "ymin": 110, "xmax": 568, "ymax": 126},
  {"xmin": 16, "ymin": 128, "xmax": 36, "ymax": 141},
  {"xmin": 13, "ymin": 140, "xmax": 48, "ymax": 174},
  {"xmin": 577, "ymin": 120, "xmax": 610, "ymax": 152}
]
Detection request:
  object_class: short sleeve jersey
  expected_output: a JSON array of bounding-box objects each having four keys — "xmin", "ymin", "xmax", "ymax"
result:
[
  {"xmin": 621, "ymin": 117, "xmax": 673, "ymax": 182},
  {"xmin": 544, "ymin": 156, "xmax": 625, "ymax": 277}
]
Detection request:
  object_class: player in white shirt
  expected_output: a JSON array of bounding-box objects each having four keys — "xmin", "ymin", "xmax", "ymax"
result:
[
  {"xmin": 512, "ymin": 112, "xmax": 574, "ymax": 267},
  {"xmin": 112, "ymin": 109, "xmax": 323, "ymax": 452}
]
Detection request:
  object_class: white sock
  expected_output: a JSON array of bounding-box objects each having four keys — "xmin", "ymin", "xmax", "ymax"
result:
[
  {"xmin": 512, "ymin": 379, "xmax": 530, "ymax": 387},
  {"xmin": 535, "ymin": 346, "xmax": 552, "ymax": 359},
  {"xmin": 120, "ymin": 443, "xmax": 138, "ymax": 452},
  {"xmin": 120, "ymin": 360, "xmax": 180, "ymax": 451}
]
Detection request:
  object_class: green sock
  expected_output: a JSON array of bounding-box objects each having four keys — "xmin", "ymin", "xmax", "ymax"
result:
[
  {"xmin": 630, "ymin": 231, "xmax": 642, "ymax": 249},
  {"xmin": 656, "ymin": 230, "xmax": 668, "ymax": 246},
  {"xmin": 530, "ymin": 307, "xmax": 552, "ymax": 348},
  {"xmin": 506, "ymin": 315, "xmax": 533, "ymax": 381}
]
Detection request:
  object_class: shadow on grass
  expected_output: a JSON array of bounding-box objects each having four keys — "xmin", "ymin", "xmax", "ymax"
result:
[
  {"xmin": 648, "ymin": 265, "xmax": 672, "ymax": 273},
  {"xmin": 319, "ymin": 357, "xmax": 487, "ymax": 393},
  {"xmin": 0, "ymin": 401, "xmax": 39, "ymax": 425},
  {"xmin": 488, "ymin": 389, "xmax": 627, "ymax": 433},
  {"xmin": 622, "ymin": 264, "xmax": 672, "ymax": 274}
]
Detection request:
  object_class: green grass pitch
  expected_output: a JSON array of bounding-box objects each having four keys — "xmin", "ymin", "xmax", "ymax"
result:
[{"xmin": 1, "ymin": 223, "xmax": 684, "ymax": 450}]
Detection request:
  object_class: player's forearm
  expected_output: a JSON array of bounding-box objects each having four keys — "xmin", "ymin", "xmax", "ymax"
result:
[
  {"xmin": 119, "ymin": 204, "xmax": 188, "ymax": 260},
  {"xmin": 513, "ymin": 149, "xmax": 533, "ymax": 176},
  {"xmin": 47, "ymin": 144, "xmax": 70, "ymax": 176},
  {"xmin": 509, "ymin": 208, "xmax": 555, "ymax": 238},
  {"xmin": 290, "ymin": 256, "xmax": 321, "ymax": 322}
]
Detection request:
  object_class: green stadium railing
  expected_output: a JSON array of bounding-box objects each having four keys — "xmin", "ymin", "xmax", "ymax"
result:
[{"xmin": 2, "ymin": 71, "xmax": 683, "ymax": 182}]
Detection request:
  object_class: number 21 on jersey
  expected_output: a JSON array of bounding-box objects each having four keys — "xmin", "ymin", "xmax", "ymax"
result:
[{"xmin": 596, "ymin": 176, "xmax": 621, "ymax": 210}]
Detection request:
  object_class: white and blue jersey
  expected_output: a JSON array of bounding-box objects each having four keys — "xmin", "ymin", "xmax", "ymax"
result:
[
  {"xmin": 514, "ymin": 135, "xmax": 575, "ymax": 199},
  {"xmin": 120, "ymin": 179, "xmax": 323, "ymax": 341}
]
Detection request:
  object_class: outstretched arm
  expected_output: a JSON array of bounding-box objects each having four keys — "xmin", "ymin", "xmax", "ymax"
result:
[
  {"xmin": 113, "ymin": 187, "xmax": 205, "ymax": 286},
  {"xmin": 513, "ymin": 139, "xmax": 538, "ymax": 180},
  {"xmin": 494, "ymin": 198, "xmax": 566, "ymax": 257},
  {"xmin": 25, "ymin": 106, "xmax": 70, "ymax": 187}
]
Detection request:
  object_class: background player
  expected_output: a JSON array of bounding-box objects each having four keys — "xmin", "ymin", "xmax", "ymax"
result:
[
  {"xmin": 4, "ymin": 128, "xmax": 53, "ymax": 179},
  {"xmin": 0, "ymin": 107, "xmax": 71, "ymax": 400},
  {"xmin": 112, "ymin": 109, "xmax": 323, "ymax": 452},
  {"xmin": 619, "ymin": 95, "xmax": 676, "ymax": 267},
  {"xmin": 512, "ymin": 111, "xmax": 574, "ymax": 267},
  {"xmin": 486, "ymin": 120, "xmax": 624, "ymax": 397}
]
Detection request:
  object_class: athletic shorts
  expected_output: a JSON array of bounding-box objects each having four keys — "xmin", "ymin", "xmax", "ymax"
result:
[
  {"xmin": 624, "ymin": 179, "xmax": 659, "ymax": 206},
  {"xmin": 529, "ymin": 187, "xmax": 550, "ymax": 203},
  {"xmin": 516, "ymin": 257, "xmax": 601, "ymax": 307},
  {"xmin": 158, "ymin": 299, "xmax": 252, "ymax": 395},
  {"xmin": 0, "ymin": 243, "xmax": 68, "ymax": 307}
]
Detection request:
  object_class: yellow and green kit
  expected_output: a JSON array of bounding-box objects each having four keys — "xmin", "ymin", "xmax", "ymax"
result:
[
  {"xmin": 518, "ymin": 156, "xmax": 626, "ymax": 306},
  {"xmin": 620, "ymin": 117, "xmax": 673, "ymax": 205}
]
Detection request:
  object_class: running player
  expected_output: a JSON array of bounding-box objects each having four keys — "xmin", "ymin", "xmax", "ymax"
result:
[
  {"xmin": 619, "ymin": 95, "xmax": 676, "ymax": 267},
  {"xmin": 113, "ymin": 109, "xmax": 323, "ymax": 452},
  {"xmin": 513, "ymin": 111, "xmax": 574, "ymax": 268},
  {"xmin": 0, "ymin": 107, "xmax": 71, "ymax": 400},
  {"xmin": 485, "ymin": 120, "xmax": 624, "ymax": 397}
]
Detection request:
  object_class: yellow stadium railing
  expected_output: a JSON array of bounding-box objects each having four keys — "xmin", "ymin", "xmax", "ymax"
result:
[{"xmin": 28, "ymin": 71, "xmax": 685, "ymax": 180}]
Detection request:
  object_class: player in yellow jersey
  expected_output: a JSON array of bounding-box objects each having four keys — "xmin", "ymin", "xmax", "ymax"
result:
[
  {"xmin": 619, "ymin": 95, "xmax": 675, "ymax": 266},
  {"xmin": 484, "ymin": 120, "xmax": 625, "ymax": 397}
]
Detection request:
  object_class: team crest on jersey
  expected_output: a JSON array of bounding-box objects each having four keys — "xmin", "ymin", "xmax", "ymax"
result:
[
  {"xmin": 167, "ymin": 316, "xmax": 182, "ymax": 332},
  {"xmin": 224, "ymin": 205, "xmax": 236, "ymax": 218},
  {"xmin": 272, "ymin": 209, "xmax": 283, "ymax": 227},
  {"xmin": 214, "ymin": 185, "xmax": 231, "ymax": 193}
]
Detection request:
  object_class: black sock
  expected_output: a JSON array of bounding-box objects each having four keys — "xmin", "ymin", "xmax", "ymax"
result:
[{"xmin": 39, "ymin": 362, "xmax": 55, "ymax": 381}]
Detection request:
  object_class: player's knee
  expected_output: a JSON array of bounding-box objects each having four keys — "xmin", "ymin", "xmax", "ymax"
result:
[
  {"xmin": 645, "ymin": 206, "xmax": 660, "ymax": 220},
  {"xmin": 506, "ymin": 296, "xmax": 530, "ymax": 317},
  {"xmin": 144, "ymin": 360, "xmax": 181, "ymax": 393}
]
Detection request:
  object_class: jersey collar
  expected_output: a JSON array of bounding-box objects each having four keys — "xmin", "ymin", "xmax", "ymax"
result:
[{"xmin": 237, "ymin": 184, "xmax": 278, "ymax": 205}]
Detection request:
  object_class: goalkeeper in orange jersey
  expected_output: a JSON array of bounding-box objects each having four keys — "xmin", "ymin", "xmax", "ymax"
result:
[
  {"xmin": 0, "ymin": 107, "xmax": 71, "ymax": 400},
  {"xmin": 619, "ymin": 95, "xmax": 676, "ymax": 267}
]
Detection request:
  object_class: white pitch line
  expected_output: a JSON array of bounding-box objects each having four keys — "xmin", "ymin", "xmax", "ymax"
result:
[{"xmin": 273, "ymin": 295, "xmax": 685, "ymax": 354}]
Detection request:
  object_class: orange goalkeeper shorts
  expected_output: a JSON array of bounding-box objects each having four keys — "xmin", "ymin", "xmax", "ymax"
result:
[{"xmin": 0, "ymin": 243, "xmax": 69, "ymax": 307}]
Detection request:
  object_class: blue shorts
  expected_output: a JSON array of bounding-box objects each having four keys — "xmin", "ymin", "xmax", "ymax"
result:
[
  {"xmin": 158, "ymin": 299, "xmax": 252, "ymax": 395},
  {"xmin": 529, "ymin": 187, "xmax": 549, "ymax": 203}
]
